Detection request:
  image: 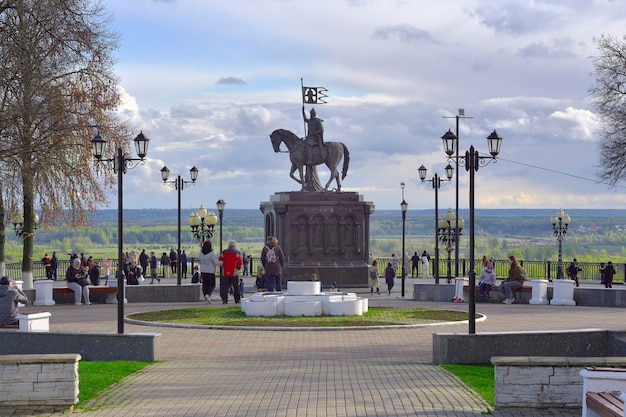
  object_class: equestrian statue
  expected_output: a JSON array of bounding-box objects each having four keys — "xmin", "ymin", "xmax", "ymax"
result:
[{"xmin": 269, "ymin": 125, "xmax": 350, "ymax": 192}]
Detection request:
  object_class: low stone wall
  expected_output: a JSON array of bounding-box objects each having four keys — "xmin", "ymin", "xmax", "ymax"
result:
[
  {"xmin": 27, "ymin": 284, "xmax": 204, "ymax": 304},
  {"xmin": 491, "ymin": 356, "xmax": 626, "ymax": 410},
  {"xmin": 433, "ymin": 329, "xmax": 626, "ymax": 364},
  {"xmin": 0, "ymin": 330, "xmax": 160, "ymax": 362},
  {"xmin": 0, "ymin": 354, "xmax": 80, "ymax": 412},
  {"xmin": 414, "ymin": 282, "xmax": 626, "ymax": 307}
]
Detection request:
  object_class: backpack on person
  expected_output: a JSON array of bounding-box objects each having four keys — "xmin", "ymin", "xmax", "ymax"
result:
[{"xmin": 265, "ymin": 246, "xmax": 277, "ymax": 264}]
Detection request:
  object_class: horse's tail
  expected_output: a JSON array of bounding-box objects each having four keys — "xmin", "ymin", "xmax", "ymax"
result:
[{"xmin": 340, "ymin": 142, "xmax": 350, "ymax": 180}]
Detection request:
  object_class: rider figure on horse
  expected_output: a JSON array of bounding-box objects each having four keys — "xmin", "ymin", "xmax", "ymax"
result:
[{"xmin": 302, "ymin": 106, "xmax": 324, "ymax": 165}]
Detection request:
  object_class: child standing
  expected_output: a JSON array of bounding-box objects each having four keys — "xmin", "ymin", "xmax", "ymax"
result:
[{"xmin": 239, "ymin": 278, "xmax": 245, "ymax": 298}]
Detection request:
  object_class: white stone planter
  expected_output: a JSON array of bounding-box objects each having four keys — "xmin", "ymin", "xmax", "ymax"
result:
[
  {"xmin": 17, "ymin": 312, "xmax": 51, "ymax": 332},
  {"xmin": 33, "ymin": 280, "xmax": 56, "ymax": 306},
  {"xmin": 550, "ymin": 279, "xmax": 576, "ymax": 306},
  {"xmin": 454, "ymin": 277, "xmax": 467, "ymax": 302},
  {"xmin": 329, "ymin": 299, "xmax": 363, "ymax": 316},
  {"xmin": 284, "ymin": 300, "xmax": 322, "ymax": 316},
  {"xmin": 529, "ymin": 279, "xmax": 549, "ymax": 305},
  {"xmin": 286, "ymin": 281, "xmax": 321, "ymax": 296}
]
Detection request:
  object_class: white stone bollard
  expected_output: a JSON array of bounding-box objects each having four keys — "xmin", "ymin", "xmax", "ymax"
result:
[
  {"xmin": 529, "ymin": 279, "xmax": 549, "ymax": 305},
  {"xmin": 17, "ymin": 312, "xmax": 51, "ymax": 332},
  {"xmin": 106, "ymin": 279, "xmax": 127, "ymax": 304},
  {"xmin": 453, "ymin": 277, "xmax": 467, "ymax": 302},
  {"xmin": 33, "ymin": 279, "xmax": 56, "ymax": 306},
  {"xmin": 550, "ymin": 279, "xmax": 576, "ymax": 305}
]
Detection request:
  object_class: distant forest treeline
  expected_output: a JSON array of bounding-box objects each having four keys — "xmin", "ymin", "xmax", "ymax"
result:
[{"xmin": 5, "ymin": 208, "xmax": 626, "ymax": 263}]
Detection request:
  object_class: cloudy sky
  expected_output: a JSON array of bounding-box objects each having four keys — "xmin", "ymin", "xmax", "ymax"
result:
[{"xmin": 102, "ymin": 0, "xmax": 626, "ymax": 215}]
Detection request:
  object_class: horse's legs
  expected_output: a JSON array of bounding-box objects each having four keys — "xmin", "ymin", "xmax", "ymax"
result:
[{"xmin": 290, "ymin": 163, "xmax": 304, "ymax": 187}]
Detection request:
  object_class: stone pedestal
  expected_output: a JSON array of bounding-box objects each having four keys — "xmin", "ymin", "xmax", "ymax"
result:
[
  {"xmin": 260, "ymin": 191, "xmax": 374, "ymax": 288},
  {"xmin": 15, "ymin": 281, "xmax": 25, "ymax": 307},
  {"xmin": 17, "ymin": 312, "xmax": 51, "ymax": 332},
  {"xmin": 453, "ymin": 277, "xmax": 467, "ymax": 302},
  {"xmin": 106, "ymin": 279, "xmax": 127, "ymax": 304},
  {"xmin": 529, "ymin": 279, "xmax": 549, "ymax": 305},
  {"xmin": 33, "ymin": 280, "xmax": 56, "ymax": 306},
  {"xmin": 550, "ymin": 279, "xmax": 576, "ymax": 305}
]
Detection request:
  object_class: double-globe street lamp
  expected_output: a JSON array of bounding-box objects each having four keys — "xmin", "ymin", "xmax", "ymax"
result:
[
  {"xmin": 438, "ymin": 208, "xmax": 464, "ymax": 284},
  {"xmin": 551, "ymin": 208, "xmax": 571, "ymax": 280},
  {"xmin": 442, "ymin": 128, "xmax": 503, "ymax": 334},
  {"xmin": 161, "ymin": 165, "xmax": 198, "ymax": 285},
  {"xmin": 400, "ymin": 182, "xmax": 408, "ymax": 298},
  {"xmin": 91, "ymin": 131, "xmax": 150, "ymax": 334},
  {"xmin": 418, "ymin": 164, "xmax": 454, "ymax": 284}
]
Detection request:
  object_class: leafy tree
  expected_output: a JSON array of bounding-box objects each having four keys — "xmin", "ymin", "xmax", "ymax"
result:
[
  {"xmin": 590, "ymin": 34, "xmax": 626, "ymax": 185},
  {"xmin": 0, "ymin": 0, "xmax": 130, "ymax": 288}
]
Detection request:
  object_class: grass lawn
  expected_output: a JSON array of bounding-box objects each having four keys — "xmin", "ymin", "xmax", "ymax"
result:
[
  {"xmin": 78, "ymin": 361, "xmax": 152, "ymax": 408},
  {"xmin": 441, "ymin": 364, "xmax": 494, "ymax": 409},
  {"xmin": 128, "ymin": 306, "xmax": 474, "ymax": 327}
]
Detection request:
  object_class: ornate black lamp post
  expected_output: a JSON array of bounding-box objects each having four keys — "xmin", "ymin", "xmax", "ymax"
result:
[
  {"xmin": 551, "ymin": 208, "xmax": 571, "ymax": 280},
  {"xmin": 216, "ymin": 199, "xmax": 226, "ymax": 254},
  {"xmin": 188, "ymin": 205, "xmax": 217, "ymax": 244},
  {"xmin": 161, "ymin": 165, "xmax": 198, "ymax": 285},
  {"xmin": 438, "ymin": 208, "xmax": 463, "ymax": 284},
  {"xmin": 443, "ymin": 109, "xmax": 471, "ymax": 279},
  {"xmin": 91, "ymin": 131, "xmax": 150, "ymax": 334},
  {"xmin": 400, "ymin": 183, "xmax": 408, "ymax": 297},
  {"xmin": 418, "ymin": 164, "xmax": 454, "ymax": 284},
  {"xmin": 12, "ymin": 212, "xmax": 38, "ymax": 238},
  {"xmin": 442, "ymin": 128, "xmax": 503, "ymax": 334}
]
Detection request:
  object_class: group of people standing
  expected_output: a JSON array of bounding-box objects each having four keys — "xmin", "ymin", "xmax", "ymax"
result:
[{"xmin": 197, "ymin": 235, "xmax": 285, "ymax": 304}]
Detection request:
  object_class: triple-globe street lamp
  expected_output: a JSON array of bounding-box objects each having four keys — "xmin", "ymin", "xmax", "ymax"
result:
[
  {"xmin": 551, "ymin": 208, "xmax": 571, "ymax": 280},
  {"xmin": 161, "ymin": 165, "xmax": 198, "ymax": 285},
  {"xmin": 442, "ymin": 128, "xmax": 503, "ymax": 334},
  {"xmin": 91, "ymin": 131, "xmax": 150, "ymax": 334},
  {"xmin": 418, "ymin": 164, "xmax": 454, "ymax": 284},
  {"xmin": 12, "ymin": 213, "xmax": 38, "ymax": 239},
  {"xmin": 188, "ymin": 205, "xmax": 217, "ymax": 244}
]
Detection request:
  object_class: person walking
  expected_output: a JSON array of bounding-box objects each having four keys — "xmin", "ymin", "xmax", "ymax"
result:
[
  {"xmin": 169, "ymin": 248, "xmax": 177, "ymax": 276},
  {"xmin": 567, "ymin": 258, "xmax": 582, "ymax": 287},
  {"xmin": 389, "ymin": 253, "xmax": 399, "ymax": 276},
  {"xmin": 160, "ymin": 252, "xmax": 170, "ymax": 279},
  {"xmin": 42, "ymin": 253, "xmax": 52, "ymax": 280},
  {"xmin": 385, "ymin": 261, "xmax": 395, "ymax": 295},
  {"xmin": 139, "ymin": 249, "xmax": 149, "ymax": 281},
  {"xmin": 50, "ymin": 251, "xmax": 58, "ymax": 281},
  {"xmin": 219, "ymin": 240, "xmax": 242, "ymax": 304},
  {"xmin": 149, "ymin": 251, "xmax": 160, "ymax": 284},
  {"xmin": 421, "ymin": 250, "xmax": 431, "ymax": 279},
  {"xmin": 369, "ymin": 260, "xmax": 380, "ymax": 295},
  {"xmin": 199, "ymin": 240, "xmax": 221, "ymax": 303},
  {"xmin": 0, "ymin": 276, "xmax": 29, "ymax": 327},
  {"xmin": 601, "ymin": 261, "xmax": 616, "ymax": 288},
  {"xmin": 410, "ymin": 252, "xmax": 420, "ymax": 278},
  {"xmin": 261, "ymin": 236, "xmax": 285, "ymax": 292},
  {"xmin": 500, "ymin": 255, "xmax": 525, "ymax": 304},
  {"xmin": 180, "ymin": 250, "xmax": 188, "ymax": 279}
]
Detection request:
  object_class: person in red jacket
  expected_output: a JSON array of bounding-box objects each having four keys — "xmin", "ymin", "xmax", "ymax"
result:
[{"xmin": 219, "ymin": 240, "xmax": 243, "ymax": 304}]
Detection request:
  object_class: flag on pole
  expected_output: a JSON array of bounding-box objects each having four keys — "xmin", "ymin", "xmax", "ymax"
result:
[{"xmin": 302, "ymin": 86, "xmax": 328, "ymax": 104}]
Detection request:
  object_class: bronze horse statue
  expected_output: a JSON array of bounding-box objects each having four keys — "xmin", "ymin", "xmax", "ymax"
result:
[{"xmin": 270, "ymin": 129, "xmax": 350, "ymax": 192}]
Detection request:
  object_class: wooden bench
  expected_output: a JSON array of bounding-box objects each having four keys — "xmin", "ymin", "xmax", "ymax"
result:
[
  {"xmin": 586, "ymin": 392, "xmax": 624, "ymax": 417},
  {"xmin": 53, "ymin": 286, "xmax": 118, "ymax": 303},
  {"xmin": 462, "ymin": 282, "xmax": 531, "ymax": 302},
  {"xmin": 0, "ymin": 323, "xmax": 19, "ymax": 329}
]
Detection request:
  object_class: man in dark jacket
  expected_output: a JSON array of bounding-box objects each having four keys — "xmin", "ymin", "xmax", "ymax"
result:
[
  {"xmin": 0, "ymin": 276, "xmax": 29, "ymax": 326},
  {"xmin": 261, "ymin": 236, "xmax": 285, "ymax": 292}
]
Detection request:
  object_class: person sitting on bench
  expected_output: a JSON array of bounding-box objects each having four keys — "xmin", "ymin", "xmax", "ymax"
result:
[{"xmin": 0, "ymin": 276, "xmax": 29, "ymax": 326}]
